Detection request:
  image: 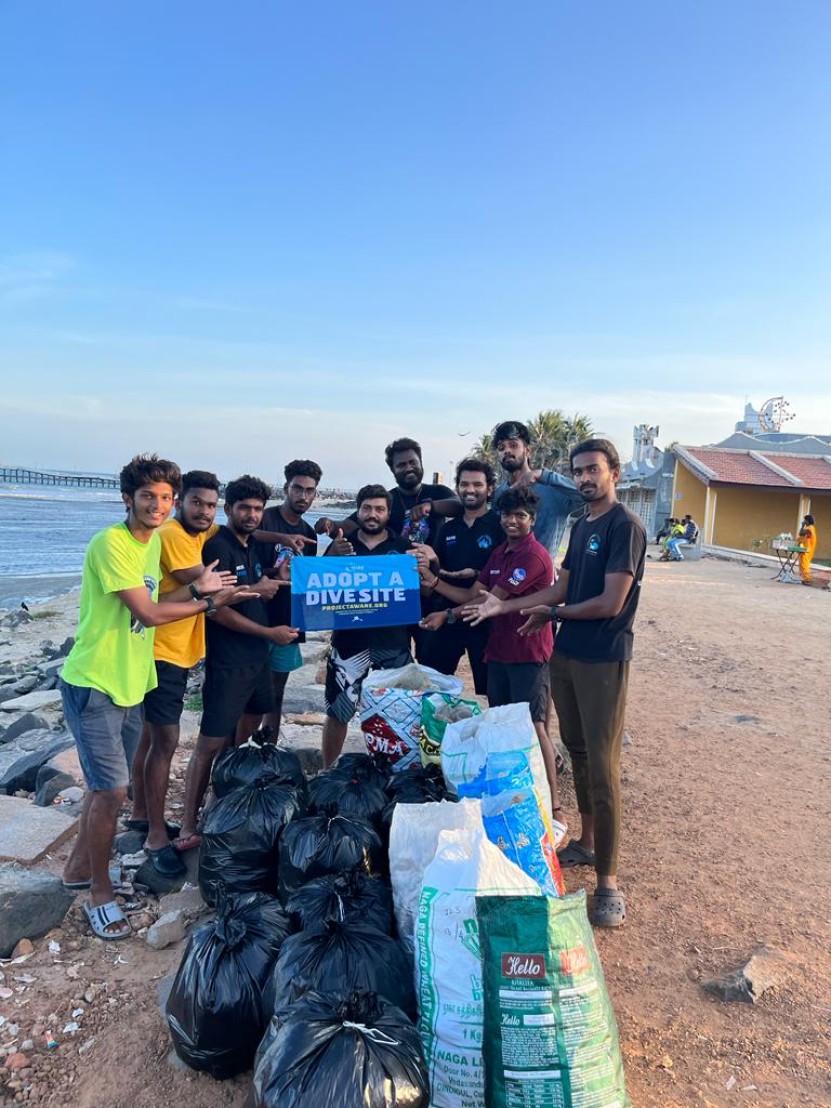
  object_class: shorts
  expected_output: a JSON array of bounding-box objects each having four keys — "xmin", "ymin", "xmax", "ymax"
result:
[
  {"xmin": 269, "ymin": 641, "xmax": 303, "ymax": 674},
  {"xmin": 417, "ymin": 620, "xmax": 489, "ymax": 696},
  {"xmin": 325, "ymin": 643, "xmax": 412, "ymax": 724},
  {"xmin": 200, "ymin": 661, "xmax": 273, "ymax": 739},
  {"xmin": 486, "ymin": 661, "xmax": 550, "ymax": 723},
  {"xmin": 143, "ymin": 660, "xmax": 190, "ymax": 726},
  {"xmin": 60, "ymin": 680, "xmax": 143, "ymax": 791}
]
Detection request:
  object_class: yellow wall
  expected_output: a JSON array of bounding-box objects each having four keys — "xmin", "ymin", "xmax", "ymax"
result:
[
  {"xmin": 672, "ymin": 462, "xmax": 708, "ymax": 522},
  {"xmin": 804, "ymin": 496, "xmax": 831, "ymax": 560},
  {"xmin": 712, "ymin": 487, "xmax": 801, "ymax": 551}
]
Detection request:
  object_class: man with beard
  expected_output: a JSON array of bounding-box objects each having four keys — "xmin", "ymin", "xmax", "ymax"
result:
[
  {"xmin": 127, "ymin": 470, "xmax": 223, "ymax": 878},
  {"xmin": 464, "ymin": 439, "xmax": 646, "ymax": 929},
  {"xmin": 320, "ymin": 484, "xmax": 417, "ymax": 767},
  {"xmin": 315, "ymin": 437, "xmax": 460, "ymax": 547},
  {"xmin": 175, "ymin": 476, "xmax": 292, "ymax": 853},
  {"xmin": 416, "ymin": 457, "xmax": 503, "ymax": 694},
  {"xmin": 257, "ymin": 459, "xmax": 322, "ymax": 738},
  {"xmin": 492, "ymin": 420, "xmax": 582, "ymax": 558}
]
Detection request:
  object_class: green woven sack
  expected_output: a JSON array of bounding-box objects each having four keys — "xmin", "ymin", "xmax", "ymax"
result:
[
  {"xmin": 476, "ymin": 892, "xmax": 630, "ymax": 1107},
  {"xmin": 420, "ymin": 693, "xmax": 481, "ymax": 766}
]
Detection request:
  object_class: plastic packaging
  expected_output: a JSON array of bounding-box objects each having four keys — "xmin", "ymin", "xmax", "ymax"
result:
[
  {"xmin": 476, "ymin": 893, "xmax": 631, "ymax": 1107},
  {"xmin": 253, "ymin": 990, "xmax": 429, "ymax": 1108},
  {"xmin": 286, "ymin": 870, "xmax": 394, "ymax": 934},
  {"xmin": 420, "ymin": 693, "xmax": 481, "ymax": 766},
  {"xmin": 265, "ymin": 919, "xmax": 416, "ymax": 1019},
  {"xmin": 415, "ymin": 825, "xmax": 539, "ymax": 1108},
  {"xmin": 361, "ymin": 664, "xmax": 463, "ymax": 772},
  {"xmin": 277, "ymin": 814, "xmax": 385, "ymax": 902},
  {"xmin": 198, "ymin": 782, "xmax": 305, "ymax": 905},
  {"xmin": 211, "ymin": 738, "xmax": 305, "ymax": 797},
  {"xmin": 166, "ymin": 890, "xmax": 291, "ymax": 1079}
]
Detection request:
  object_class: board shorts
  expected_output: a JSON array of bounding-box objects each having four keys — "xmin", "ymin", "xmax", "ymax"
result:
[
  {"xmin": 143, "ymin": 660, "xmax": 190, "ymax": 726},
  {"xmin": 486, "ymin": 660, "xmax": 550, "ymax": 723},
  {"xmin": 324, "ymin": 643, "xmax": 412, "ymax": 724},
  {"xmin": 199, "ymin": 660, "xmax": 272, "ymax": 739},
  {"xmin": 61, "ymin": 680, "xmax": 143, "ymax": 791},
  {"xmin": 268, "ymin": 641, "xmax": 303, "ymax": 674}
]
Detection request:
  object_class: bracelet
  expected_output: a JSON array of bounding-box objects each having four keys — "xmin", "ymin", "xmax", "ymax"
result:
[
  {"xmin": 550, "ymin": 605, "xmax": 564, "ymax": 621},
  {"xmin": 188, "ymin": 582, "xmax": 202, "ymax": 600},
  {"xmin": 425, "ymin": 576, "xmax": 440, "ymax": 590}
]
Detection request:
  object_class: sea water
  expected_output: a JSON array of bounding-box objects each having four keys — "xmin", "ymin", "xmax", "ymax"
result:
[{"xmin": 0, "ymin": 486, "xmax": 335, "ymax": 610}]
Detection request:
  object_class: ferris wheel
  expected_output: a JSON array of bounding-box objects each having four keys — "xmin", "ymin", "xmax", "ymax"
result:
[{"xmin": 758, "ymin": 396, "xmax": 796, "ymax": 433}]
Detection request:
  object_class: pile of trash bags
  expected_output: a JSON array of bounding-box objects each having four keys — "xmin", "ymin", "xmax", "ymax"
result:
[{"xmin": 165, "ymin": 665, "xmax": 630, "ymax": 1107}]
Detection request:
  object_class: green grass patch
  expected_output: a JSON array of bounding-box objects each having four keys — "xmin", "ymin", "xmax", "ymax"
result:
[
  {"xmin": 31, "ymin": 609, "xmax": 60, "ymax": 620},
  {"xmin": 185, "ymin": 692, "xmax": 203, "ymax": 712}
]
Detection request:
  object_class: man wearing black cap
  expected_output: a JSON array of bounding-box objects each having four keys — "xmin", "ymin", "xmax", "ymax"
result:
[{"xmin": 492, "ymin": 420, "xmax": 582, "ymax": 559}]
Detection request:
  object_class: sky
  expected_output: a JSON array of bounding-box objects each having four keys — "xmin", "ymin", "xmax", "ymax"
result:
[{"xmin": 1, "ymin": 1, "xmax": 829, "ymax": 487}]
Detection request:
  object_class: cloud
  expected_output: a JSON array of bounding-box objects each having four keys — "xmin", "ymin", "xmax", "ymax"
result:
[{"xmin": 0, "ymin": 251, "xmax": 75, "ymax": 303}]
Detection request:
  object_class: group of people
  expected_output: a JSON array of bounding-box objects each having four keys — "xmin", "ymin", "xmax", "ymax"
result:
[
  {"xmin": 59, "ymin": 420, "xmax": 646, "ymax": 940},
  {"xmin": 655, "ymin": 514, "xmax": 699, "ymax": 561}
]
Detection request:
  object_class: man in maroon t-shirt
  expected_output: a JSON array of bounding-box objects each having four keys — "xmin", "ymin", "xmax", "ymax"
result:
[{"xmin": 415, "ymin": 485, "xmax": 562, "ymax": 817}]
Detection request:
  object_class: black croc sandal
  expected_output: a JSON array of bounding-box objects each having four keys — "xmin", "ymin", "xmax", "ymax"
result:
[{"xmin": 591, "ymin": 888, "xmax": 626, "ymax": 928}]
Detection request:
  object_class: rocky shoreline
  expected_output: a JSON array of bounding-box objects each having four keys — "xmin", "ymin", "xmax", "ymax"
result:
[{"xmin": 0, "ymin": 594, "xmax": 368, "ymax": 1102}]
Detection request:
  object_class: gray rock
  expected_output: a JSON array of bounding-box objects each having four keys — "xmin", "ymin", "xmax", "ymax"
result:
[
  {"xmin": 146, "ymin": 909, "xmax": 187, "ymax": 949},
  {"xmin": 281, "ymin": 683, "xmax": 326, "ymax": 714},
  {"xmin": 59, "ymin": 636, "xmax": 75, "ymax": 657},
  {"xmin": 0, "ymin": 689, "xmax": 64, "ymax": 713},
  {"xmin": 0, "ymin": 714, "xmax": 49, "ymax": 745},
  {"xmin": 36, "ymin": 676, "xmax": 58, "ymax": 692},
  {"xmin": 114, "ymin": 829, "xmax": 146, "ymax": 855},
  {"xmin": 134, "ymin": 848, "xmax": 199, "ymax": 896},
  {"xmin": 0, "ymin": 864, "xmax": 75, "ymax": 957},
  {"xmin": 158, "ymin": 884, "xmax": 206, "ymax": 917},
  {"xmin": 0, "ymin": 731, "xmax": 74, "ymax": 794},
  {"xmin": 702, "ymin": 946, "xmax": 786, "ymax": 1003},
  {"xmin": 35, "ymin": 769, "xmax": 77, "ymax": 807},
  {"xmin": 41, "ymin": 659, "xmax": 66, "ymax": 679},
  {"xmin": 0, "ymin": 676, "xmax": 40, "ymax": 704}
]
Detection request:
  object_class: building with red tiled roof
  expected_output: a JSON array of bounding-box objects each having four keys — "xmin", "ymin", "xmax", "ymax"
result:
[{"xmin": 671, "ymin": 446, "xmax": 831, "ymax": 558}]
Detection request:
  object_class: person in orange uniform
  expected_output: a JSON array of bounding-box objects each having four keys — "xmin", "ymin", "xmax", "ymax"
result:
[{"xmin": 798, "ymin": 515, "xmax": 817, "ymax": 586}]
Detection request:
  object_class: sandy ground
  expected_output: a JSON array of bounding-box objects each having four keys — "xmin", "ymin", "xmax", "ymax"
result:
[{"xmin": 1, "ymin": 556, "xmax": 830, "ymax": 1107}]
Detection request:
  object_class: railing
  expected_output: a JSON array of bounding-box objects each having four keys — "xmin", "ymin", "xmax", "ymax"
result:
[{"xmin": 0, "ymin": 467, "xmax": 119, "ymax": 489}]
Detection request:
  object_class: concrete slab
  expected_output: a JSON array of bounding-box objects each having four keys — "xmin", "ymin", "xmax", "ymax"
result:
[
  {"xmin": 0, "ymin": 795, "xmax": 77, "ymax": 864},
  {"xmin": 0, "ymin": 690, "xmax": 64, "ymax": 713}
]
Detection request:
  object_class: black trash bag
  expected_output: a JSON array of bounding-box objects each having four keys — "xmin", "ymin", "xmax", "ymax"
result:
[
  {"xmin": 381, "ymin": 763, "xmax": 451, "ymax": 826},
  {"xmin": 264, "ymin": 919, "xmax": 416, "ymax": 1019},
  {"xmin": 211, "ymin": 739, "xmax": 305, "ymax": 798},
  {"xmin": 199, "ymin": 782, "xmax": 305, "ymax": 906},
  {"xmin": 285, "ymin": 870, "xmax": 394, "ymax": 934},
  {"xmin": 253, "ymin": 989, "xmax": 429, "ymax": 1108},
  {"xmin": 277, "ymin": 814, "xmax": 385, "ymax": 902},
  {"xmin": 307, "ymin": 769, "xmax": 388, "ymax": 827},
  {"xmin": 166, "ymin": 890, "xmax": 292, "ymax": 1080},
  {"xmin": 331, "ymin": 752, "xmax": 391, "ymax": 788}
]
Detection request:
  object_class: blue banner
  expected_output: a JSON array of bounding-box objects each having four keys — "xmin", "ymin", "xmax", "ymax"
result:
[{"xmin": 290, "ymin": 554, "xmax": 422, "ymax": 631}]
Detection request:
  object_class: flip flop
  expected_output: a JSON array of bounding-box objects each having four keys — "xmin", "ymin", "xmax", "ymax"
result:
[
  {"xmin": 172, "ymin": 832, "xmax": 202, "ymax": 853},
  {"xmin": 83, "ymin": 900, "xmax": 131, "ymax": 941},
  {"xmin": 591, "ymin": 888, "xmax": 626, "ymax": 929},
  {"xmin": 556, "ymin": 841, "xmax": 596, "ymax": 868},
  {"xmin": 145, "ymin": 844, "xmax": 187, "ymax": 878},
  {"xmin": 551, "ymin": 818, "xmax": 569, "ymax": 849},
  {"xmin": 124, "ymin": 818, "xmax": 181, "ymax": 838},
  {"xmin": 63, "ymin": 863, "xmax": 125, "ymax": 891}
]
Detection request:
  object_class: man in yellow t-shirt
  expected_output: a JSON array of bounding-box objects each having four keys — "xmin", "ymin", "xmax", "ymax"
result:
[
  {"xmin": 60, "ymin": 456, "xmax": 246, "ymax": 939},
  {"xmin": 127, "ymin": 470, "xmax": 223, "ymax": 879},
  {"xmin": 798, "ymin": 514, "xmax": 817, "ymax": 586}
]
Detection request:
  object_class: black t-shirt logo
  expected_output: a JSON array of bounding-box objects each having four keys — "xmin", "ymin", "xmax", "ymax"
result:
[{"xmin": 586, "ymin": 534, "xmax": 601, "ymax": 556}]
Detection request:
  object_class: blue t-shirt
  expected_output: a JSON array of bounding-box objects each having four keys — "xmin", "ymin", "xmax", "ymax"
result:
[{"xmin": 493, "ymin": 469, "xmax": 582, "ymax": 557}]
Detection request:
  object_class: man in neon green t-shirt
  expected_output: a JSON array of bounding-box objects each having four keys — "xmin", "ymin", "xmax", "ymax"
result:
[{"xmin": 61, "ymin": 454, "xmax": 251, "ymax": 940}]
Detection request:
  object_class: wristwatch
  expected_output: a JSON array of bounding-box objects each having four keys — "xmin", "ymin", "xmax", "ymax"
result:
[
  {"xmin": 549, "ymin": 605, "xmax": 564, "ymax": 621},
  {"xmin": 446, "ymin": 609, "xmax": 457, "ymax": 626},
  {"xmin": 188, "ymin": 582, "xmax": 202, "ymax": 600},
  {"xmin": 203, "ymin": 596, "xmax": 218, "ymax": 616}
]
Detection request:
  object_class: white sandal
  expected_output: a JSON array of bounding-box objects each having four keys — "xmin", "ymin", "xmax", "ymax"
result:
[{"xmin": 83, "ymin": 900, "xmax": 131, "ymax": 941}]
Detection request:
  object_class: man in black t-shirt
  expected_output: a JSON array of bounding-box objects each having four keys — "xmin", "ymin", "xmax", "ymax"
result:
[
  {"xmin": 175, "ymin": 475, "xmax": 293, "ymax": 853},
  {"xmin": 320, "ymin": 484, "xmax": 418, "ymax": 767},
  {"xmin": 315, "ymin": 436, "xmax": 461, "ymax": 547},
  {"xmin": 463, "ymin": 439, "xmax": 646, "ymax": 930},
  {"xmin": 417, "ymin": 457, "xmax": 503, "ymax": 694},
  {"xmin": 258, "ymin": 459, "xmax": 322, "ymax": 738}
]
